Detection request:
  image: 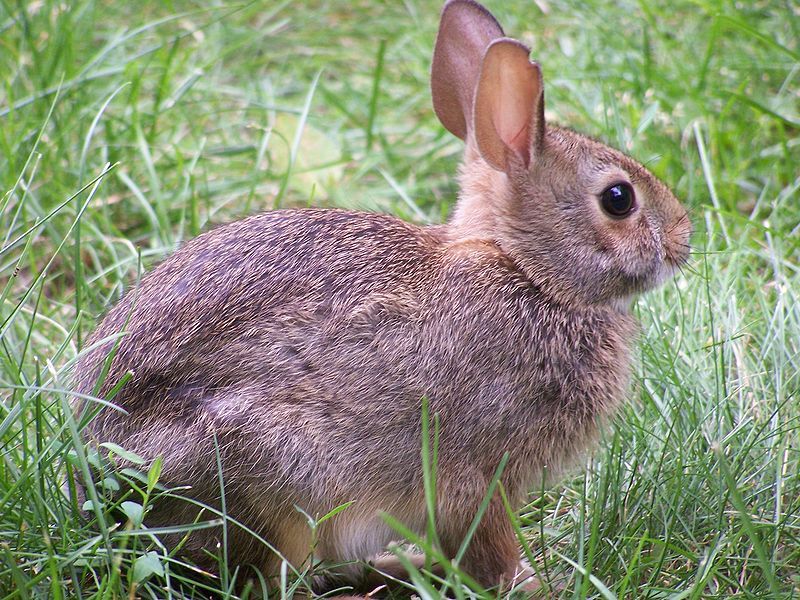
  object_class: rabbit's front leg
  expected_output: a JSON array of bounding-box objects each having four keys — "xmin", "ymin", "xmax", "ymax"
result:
[{"xmin": 365, "ymin": 553, "xmax": 443, "ymax": 590}]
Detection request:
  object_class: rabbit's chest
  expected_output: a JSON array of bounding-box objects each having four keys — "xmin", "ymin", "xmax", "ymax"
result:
[{"xmin": 427, "ymin": 304, "xmax": 636, "ymax": 478}]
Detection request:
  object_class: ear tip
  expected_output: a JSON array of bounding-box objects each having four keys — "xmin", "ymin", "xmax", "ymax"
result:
[
  {"xmin": 486, "ymin": 37, "xmax": 531, "ymax": 58},
  {"xmin": 440, "ymin": 0, "xmax": 504, "ymax": 34},
  {"xmin": 484, "ymin": 38, "xmax": 544, "ymax": 80}
]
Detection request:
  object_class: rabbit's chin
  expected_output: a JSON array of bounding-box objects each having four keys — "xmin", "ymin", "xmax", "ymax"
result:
[
  {"xmin": 651, "ymin": 252, "xmax": 688, "ymax": 290},
  {"xmin": 609, "ymin": 258, "xmax": 683, "ymax": 310}
]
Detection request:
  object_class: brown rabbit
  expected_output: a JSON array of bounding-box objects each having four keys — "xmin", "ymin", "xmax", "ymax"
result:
[{"xmin": 73, "ymin": 0, "xmax": 691, "ymax": 595}]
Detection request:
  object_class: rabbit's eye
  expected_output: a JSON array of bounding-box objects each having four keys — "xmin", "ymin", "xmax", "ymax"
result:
[{"xmin": 600, "ymin": 183, "xmax": 636, "ymax": 218}]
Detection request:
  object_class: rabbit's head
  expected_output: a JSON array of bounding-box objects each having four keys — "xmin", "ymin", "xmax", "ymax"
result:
[{"xmin": 432, "ymin": 0, "xmax": 691, "ymax": 307}]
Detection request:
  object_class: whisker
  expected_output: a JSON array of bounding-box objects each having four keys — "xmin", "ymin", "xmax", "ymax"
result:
[
  {"xmin": 680, "ymin": 262, "xmax": 703, "ymax": 277},
  {"xmin": 666, "ymin": 213, "xmax": 692, "ymax": 235}
]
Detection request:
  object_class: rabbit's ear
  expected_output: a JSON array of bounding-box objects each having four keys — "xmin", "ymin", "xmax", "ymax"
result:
[
  {"xmin": 431, "ymin": 0, "xmax": 504, "ymax": 141},
  {"xmin": 474, "ymin": 38, "xmax": 544, "ymax": 172}
]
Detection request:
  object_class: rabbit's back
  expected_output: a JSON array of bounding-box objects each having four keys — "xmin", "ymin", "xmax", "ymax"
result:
[{"xmin": 77, "ymin": 210, "xmax": 435, "ymax": 397}]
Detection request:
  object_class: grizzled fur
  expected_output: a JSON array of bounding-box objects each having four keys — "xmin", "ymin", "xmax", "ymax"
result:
[{"xmin": 73, "ymin": 0, "xmax": 690, "ymax": 594}]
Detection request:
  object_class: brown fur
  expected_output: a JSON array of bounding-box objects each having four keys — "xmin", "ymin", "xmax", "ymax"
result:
[{"xmin": 72, "ymin": 0, "xmax": 690, "ymax": 595}]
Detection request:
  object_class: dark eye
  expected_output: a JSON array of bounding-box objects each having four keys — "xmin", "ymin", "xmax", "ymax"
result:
[{"xmin": 600, "ymin": 183, "xmax": 636, "ymax": 218}]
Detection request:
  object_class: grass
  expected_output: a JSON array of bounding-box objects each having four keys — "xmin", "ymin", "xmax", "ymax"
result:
[{"xmin": 0, "ymin": 0, "xmax": 798, "ymax": 597}]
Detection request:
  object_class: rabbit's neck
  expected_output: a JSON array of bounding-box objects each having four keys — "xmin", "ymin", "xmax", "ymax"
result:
[{"xmin": 449, "ymin": 153, "xmax": 511, "ymax": 241}]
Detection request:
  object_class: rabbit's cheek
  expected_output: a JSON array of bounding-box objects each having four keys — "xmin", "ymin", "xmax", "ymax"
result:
[{"xmin": 664, "ymin": 211, "xmax": 692, "ymax": 267}]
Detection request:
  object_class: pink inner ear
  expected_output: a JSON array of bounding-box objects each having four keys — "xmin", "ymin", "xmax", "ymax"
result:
[
  {"xmin": 505, "ymin": 124, "xmax": 531, "ymax": 148},
  {"xmin": 493, "ymin": 66, "xmax": 534, "ymax": 167},
  {"xmin": 499, "ymin": 122, "xmax": 531, "ymax": 167},
  {"xmin": 474, "ymin": 39, "xmax": 543, "ymax": 172}
]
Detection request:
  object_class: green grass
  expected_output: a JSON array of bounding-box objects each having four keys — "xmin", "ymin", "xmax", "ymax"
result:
[{"xmin": 1, "ymin": 0, "xmax": 798, "ymax": 597}]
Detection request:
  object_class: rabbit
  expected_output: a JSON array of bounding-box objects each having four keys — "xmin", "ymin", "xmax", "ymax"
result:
[{"xmin": 72, "ymin": 0, "xmax": 691, "ymax": 595}]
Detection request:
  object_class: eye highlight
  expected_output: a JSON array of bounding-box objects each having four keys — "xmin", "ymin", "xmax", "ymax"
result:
[{"xmin": 600, "ymin": 183, "xmax": 636, "ymax": 218}]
